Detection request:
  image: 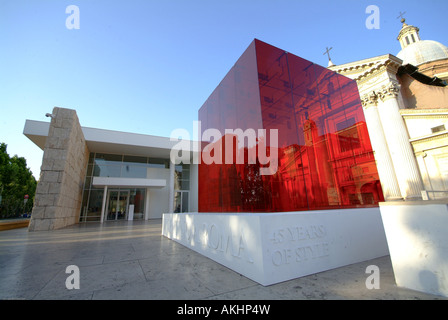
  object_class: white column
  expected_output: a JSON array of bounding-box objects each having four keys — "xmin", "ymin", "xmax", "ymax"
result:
[
  {"xmin": 168, "ymin": 161, "xmax": 175, "ymax": 213},
  {"xmin": 100, "ymin": 185, "xmax": 108, "ymax": 223},
  {"xmin": 377, "ymin": 82, "xmax": 424, "ymax": 199},
  {"xmin": 361, "ymin": 92, "xmax": 402, "ymax": 200},
  {"xmin": 144, "ymin": 188, "xmax": 150, "ymax": 220}
]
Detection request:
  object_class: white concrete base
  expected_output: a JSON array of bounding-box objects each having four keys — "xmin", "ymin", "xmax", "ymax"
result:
[
  {"xmin": 162, "ymin": 208, "xmax": 389, "ymax": 286},
  {"xmin": 380, "ymin": 201, "xmax": 448, "ymax": 297}
]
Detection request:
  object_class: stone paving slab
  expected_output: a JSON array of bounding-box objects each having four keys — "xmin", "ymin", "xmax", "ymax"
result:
[{"xmin": 0, "ymin": 220, "xmax": 446, "ymax": 300}]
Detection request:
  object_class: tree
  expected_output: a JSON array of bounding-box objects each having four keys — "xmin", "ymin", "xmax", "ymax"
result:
[{"xmin": 0, "ymin": 143, "xmax": 37, "ymax": 219}]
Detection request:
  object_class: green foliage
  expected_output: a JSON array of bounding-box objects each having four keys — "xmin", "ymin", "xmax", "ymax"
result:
[{"xmin": 0, "ymin": 143, "xmax": 37, "ymax": 219}]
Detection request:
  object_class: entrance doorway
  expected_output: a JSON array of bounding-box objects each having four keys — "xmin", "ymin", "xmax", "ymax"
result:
[{"xmin": 105, "ymin": 189, "xmax": 130, "ymax": 221}]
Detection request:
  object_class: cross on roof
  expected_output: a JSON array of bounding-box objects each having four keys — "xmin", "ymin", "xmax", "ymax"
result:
[
  {"xmin": 397, "ymin": 11, "xmax": 406, "ymax": 22},
  {"xmin": 323, "ymin": 47, "xmax": 333, "ymax": 61}
]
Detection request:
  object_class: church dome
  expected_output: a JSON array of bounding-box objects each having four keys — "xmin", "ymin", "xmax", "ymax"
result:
[{"xmin": 397, "ymin": 40, "xmax": 448, "ymax": 66}]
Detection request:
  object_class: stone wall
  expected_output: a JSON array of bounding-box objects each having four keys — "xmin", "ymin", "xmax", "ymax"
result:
[
  {"xmin": 28, "ymin": 107, "xmax": 89, "ymax": 231},
  {"xmin": 398, "ymin": 73, "xmax": 448, "ymax": 109}
]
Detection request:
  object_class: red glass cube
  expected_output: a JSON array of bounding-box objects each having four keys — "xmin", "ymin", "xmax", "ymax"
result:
[{"xmin": 198, "ymin": 39, "xmax": 384, "ymax": 212}]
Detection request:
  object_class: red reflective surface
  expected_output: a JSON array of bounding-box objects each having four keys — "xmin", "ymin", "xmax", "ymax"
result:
[{"xmin": 198, "ymin": 39, "xmax": 383, "ymax": 212}]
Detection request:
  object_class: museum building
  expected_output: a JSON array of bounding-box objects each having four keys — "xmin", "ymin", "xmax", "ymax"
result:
[{"xmin": 24, "ymin": 115, "xmax": 199, "ymax": 231}]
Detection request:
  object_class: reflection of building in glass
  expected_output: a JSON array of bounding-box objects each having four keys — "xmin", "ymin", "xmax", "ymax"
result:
[{"xmin": 198, "ymin": 39, "xmax": 383, "ymax": 212}]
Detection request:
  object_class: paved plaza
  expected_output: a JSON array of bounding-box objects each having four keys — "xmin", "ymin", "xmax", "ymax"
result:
[{"xmin": 0, "ymin": 219, "xmax": 445, "ymax": 300}]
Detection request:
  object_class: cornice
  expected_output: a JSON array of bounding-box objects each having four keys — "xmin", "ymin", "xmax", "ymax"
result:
[
  {"xmin": 410, "ymin": 132, "xmax": 448, "ymax": 144},
  {"xmin": 400, "ymin": 109, "xmax": 448, "ymax": 119},
  {"xmin": 329, "ymin": 54, "xmax": 391, "ymax": 72},
  {"xmin": 356, "ymin": 59, "xmax": 402, "ymax": 84},
  {"xmin": 331, "ymin": 54, "xmax": 403, "ymax": 85}
]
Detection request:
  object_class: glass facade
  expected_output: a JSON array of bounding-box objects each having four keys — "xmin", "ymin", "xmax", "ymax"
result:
[
  {"xmin": 174, "ymin": 164, "xmax": 190, "ymax": 213},
  {"xmin": 79, "ymin": 153, "xmax": 173, "ymax": 222},
  {"xmin": 198, "ymin": 39, "xmax": 384, "ymax": 213},
  {"xmin": 91, "ymin": 153, "xmax": 169, "ymax": 179}
]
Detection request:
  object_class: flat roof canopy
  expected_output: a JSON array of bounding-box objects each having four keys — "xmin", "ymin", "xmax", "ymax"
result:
[
  {"xmin": 23, "ymin": 120, "xmax": 196, "ymax": 159},
  {"xmin": 92, "ymin": 177, "xmax": 166, "ymax": 188}
]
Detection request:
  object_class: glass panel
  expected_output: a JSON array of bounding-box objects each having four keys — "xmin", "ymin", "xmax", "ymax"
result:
[
  {"xmin": 336, "ymin": 77, "xmax": 383, "ymax": 205},
  {"xmin": 174, "ymin": 192, "xmax": 181, "ymax": 213},
  {"xmin": 123, "ymin": 155, "xmax": 148, "ymax": 165},
  {"xmin": 181, "ymin": 180, "xmax": 190, "ymax": 190},
  {"xmin": 93, "ymin": 165, "xmax": 122, "ymax": 177},
  {"xmin": 86, "ymin": 164, "xmax": 94, "ymax": 177},
  {"xmin": 94, "ymin": 153, "xmax": 123, "ymax": 166},
  {"xmin": 107, "ymin": 191, "xmax": 119, "ymax": 221},
  {"xmin": 175, "ymin": 165, "xmax": 183, "ymax": 178},
  {"xmin": 80, "ymin": 190, "xmax": 90, "ymax": 222},
  {"xmin": 116, "ymin": 192, "xmax": 128, "ymax": 220},
  {"xmin": 198, "ymin": 40, "xmax": 261, "ymax": 213},
  {"xmin": 182, "ymin": 192, "xmax": 189, "ymax": 213},
  {"xmin": 84, "ymin": 176, "xmax": 93, "ymax": 190},
  {"xmin": 255, "ymin": 40, "xmax": 299, "ymax": 212},
  {"xmin": 85, "ymin": 189, "xmax": 104, "ymax": 221},
  {"xmin": 180, "ymin": 170, "xmax": 190, "ymax": 180},
  {"xmin": 219, "ymin": 63, "xmax": 237, "ymax": 132},
  {"xmin": 148, "ymin": 158, "xmax": 169, "ymax": 168},
  {"xmin": 106, "ymin": 190, "xmax": 129, "ymax": 221},
  {"xmin": 181, "ymin": 164, "xmax": 190, "ymax": 179},
  {"xmin": 121, "ymin": 165, "xmax": 147, "ymax": 178},
  {"xmin": 175, "ymin": 164, "xmax": 190, "ymax": 190},
  {"xmin": 129, "ymin": 188, "xmax": 145, "ymax": 220}
]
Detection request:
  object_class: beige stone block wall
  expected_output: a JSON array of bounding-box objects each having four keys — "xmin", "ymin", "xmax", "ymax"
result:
[{"xmin": 28, "ymin": 107, "xmax": 90, "ymax": 231}]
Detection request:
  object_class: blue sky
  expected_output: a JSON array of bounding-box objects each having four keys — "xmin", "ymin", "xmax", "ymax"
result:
[{"xmin": 1, "ymin": 0, "xmax": 447, "ymax": 178}]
